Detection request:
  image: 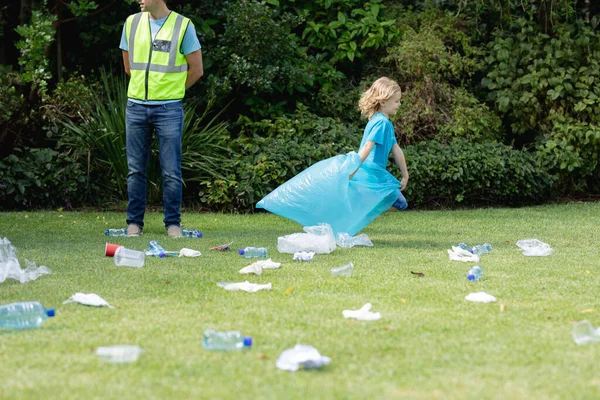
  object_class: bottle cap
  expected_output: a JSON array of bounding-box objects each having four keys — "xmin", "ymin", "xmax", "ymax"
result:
[
  {"xmin": 159, "ymin": 252, "xmax": 166, "ymax": 258},
  {"xmin": 196, "ymin": 232, "xmax": 203, "ymax": 238},
  {"xmin": 238, "ymin": 249, "xmax": 245, "ymax": 255},
  {"xmin": 104, "ymin": 230, "xmax": 110, "ymax": 236},
  {"xmin": 467, "ymin": 274, "xmax": 475, "ymax": 281},
  {"xmin": 243, "ymin": 336, "xmax": 252, "ymax": 347},
  {"xmin": 46, "ymin": 308, "xmax": 56, "ymax": 317}
]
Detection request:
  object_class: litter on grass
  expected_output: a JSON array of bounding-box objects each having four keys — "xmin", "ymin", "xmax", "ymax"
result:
[
  {"xmin": 342, "ymin": 303, "xmax": 381, "ymax": 321},
  {"xmin": 0, "ymin": 238, "xmax": 51, "ymax": 284},
  {"xmin": 516, "ymin": 239, "xmax": 552, "ymax": 256},
  {"xmin": 277, "ymin": 223, "xmax": 337, "ymax": 254},
  {"xmin": 95, "ymin": 345, "xmax": 142, "ymax": 363},
  {"xmin": 293, "ymin": 251, "xmax": 315, "ymax": 261},
  {"xmin": 217, "ymin": 281, "xmax": 272, "ymax": 292},
  {"xmin": 331, "ymin": 262, "xmax": 354, "ymax": 276},
  {"xmin": 179, "ymin": 248, "xmax": 201, "ymax": 257},
  {"xmin": 336, "ymin": 233, "xmax": 373, "ymax": 248},
  {"xmin": 239, "ymin": 259, "xmax": 281, "ymax": 275},
  {"xmin": 465, "ymin": 292, "xmax": 497, "ymax": 303},
  {"xmin": 448, "ymin": 246, "xmax": 480, "ymax": 262},
  {"xmin": 63, "ymin": 293, "xmax": 114, "ymax": 308},
  {"xmin": 275, "ymin": 344, "xmax": 331, "ymax": 372},
  {"xmin": 572, "ymin": 320, "xmax": 600, "ymax": 345}
]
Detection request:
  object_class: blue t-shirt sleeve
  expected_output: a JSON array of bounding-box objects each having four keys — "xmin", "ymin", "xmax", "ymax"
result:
[
  {"xmin": 365, "ymin": 119, "xmax": 387, "ymax": 145},
  {"xmin": 181, "ymin": 22, "xmax": 201, "ymax": 55},
  {"xmin": 120, "ymin": 24, "xmax": 128, "ymax": 51}
]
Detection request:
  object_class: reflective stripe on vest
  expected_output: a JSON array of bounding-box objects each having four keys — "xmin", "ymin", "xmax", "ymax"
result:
[{"xmin": 126, "ymin": 12, "xmax": 189, "ymax": 101}]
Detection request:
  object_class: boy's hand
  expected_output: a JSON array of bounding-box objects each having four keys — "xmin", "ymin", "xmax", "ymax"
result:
[{"xmin": 400, "ymin": 177, "xmax": 408, "ymax": 191}]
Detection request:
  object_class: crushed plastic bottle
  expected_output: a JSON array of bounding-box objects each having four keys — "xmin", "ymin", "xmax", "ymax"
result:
[
  {"xmin": 147, "ymin": 241, "xmax": 177, "ymax": 257},
  {"xmin": 467, "ymin": 266, "xmax": 483, "ymax": 281},
  {"xmin": 182, "ymin": 229, "xmax": 202, "ymax": 238},
  {"xmin": 471, "ymin": 243, "xmax": 492, "ymax": 255},
  {"xmin": 203, "ymin": 330, "xmax": 252, "ymax": 350},
  {"xmin": 238, "ymin": 247, "xmax": 267, "ymax": 258},
  {"xmin": 105, "ymin": 228, "xmax": 127, "ymax": 237},
  {"xmin": 0, "ymin": 301, "xmax": 55, "ymax": 330}
]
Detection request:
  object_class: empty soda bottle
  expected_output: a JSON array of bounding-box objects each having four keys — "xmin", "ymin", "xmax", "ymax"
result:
[
  {"xmin": 0, "ymin": 301, "xmax": 55, "ymax": 330},
  {"xmin": 467, "ymin": 266, "xmax": 483, "ymax": 281},
  {"xmin": 105, "ymin": 228, "xmax": 127, "ymax": 237},
  {"xmin": 182, "ymin": 229, "xmax": 202, "ymax": 238},
  {"xmin": 471, "ymin": 243, "xmax": 492, "ymax": 255},
  {"xmin": 238, "ymin": 247, "xmax": 267, "ymax": 258},
  {"xmin": 203, "ymin": 330, "xmax": 252, "ymax": 351}
]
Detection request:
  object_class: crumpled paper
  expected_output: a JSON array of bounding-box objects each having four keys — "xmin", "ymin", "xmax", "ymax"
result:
[
  {"xmin": 342, "ymin": 303, "xmax": 381, "ymax": 321},
  {"xmin": 516, "ymin": 239, "xmax": 552, "ymax": 256},
  {"xmin": 179, "ymin": 248, "xmax": 201, "ymax": 257},
  {"xmin": 465, "ymin": 292, "xmax": 497, "ymax": 303},
  {"xmin": 336, "ymin": 233, "xmax": 373, "ymax": 248},
  {"xmin": 275, "ymin": 344, "xmax": 331, "ymax": 372},
  {"xmin": 448, "ymin": 246, "xmax": 480, "ymax": 262},
  {"xmin": 239, "ymin": 259, "xmax": 281, "ymax": 275},
  {"xmin": 217, "ymin": 281, "xmax": 272, "ymax": 292},
  {"xmin": 293, "ymin": 251, "xmax": 315, "ymax": 261},
  {"xmin": 63, "ymin": 293, "xmax": 114, "ymax": 308}
]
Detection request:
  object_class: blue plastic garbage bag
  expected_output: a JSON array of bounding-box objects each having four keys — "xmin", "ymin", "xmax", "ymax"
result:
[{"xmin": 256, "ymin": 152, "xmax": 400, "ymax": 236}]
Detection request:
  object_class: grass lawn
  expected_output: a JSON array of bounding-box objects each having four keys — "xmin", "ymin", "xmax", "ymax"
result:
[{"xmin": 1, "ymin": 203, "xmax": 600, "ymax": 399}]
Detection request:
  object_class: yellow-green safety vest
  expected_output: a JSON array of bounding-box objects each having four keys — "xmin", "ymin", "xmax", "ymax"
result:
[{"xmin": 125, "ymin": 12, "xmax": 189, "ymax": 101}]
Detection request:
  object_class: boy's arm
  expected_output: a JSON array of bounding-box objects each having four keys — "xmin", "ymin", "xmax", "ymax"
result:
[
  {"xmin": 349, "ymin": 141, "xmax": 375, "ymax": 179},
  {"xmin": 391, "ymin": 143, "xmax": 409, "ymax": 190},
  {"xmin": 122, "ymin": 51, "xmax": 130, "ymax": 76},
  {"xmin": 185, "ymin": 50, "xmax": 204, "ymax": 90}
]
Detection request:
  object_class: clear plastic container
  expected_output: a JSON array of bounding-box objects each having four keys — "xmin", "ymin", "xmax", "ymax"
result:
[
  {"xmin": 105, "ymin": 228, "xmax": 127, "ymax": 237},
  {"xmin": 0, "ymin": 301, "xmax": 55, "ymax": 330},
  {"xmin": 238, "ymin": 247, "xmax": 267, "ymax": 258},
  {"xmin": 331, "ymin": 262, "xmax": 354, "ymax": 276},
  {"xmin": 114, "ymin": 247, "xmax": 145, "ymax": 268},
  {"xmin": 467, "ymin": 266, "xmax": 483, "ymax": 281},
  {"xmin": 203, "ymin": 330, "xmax": 252, "ymax": 350},
  {"xmin": 95, "ymin": 345, "xmax": 143, "ymax": 363}
]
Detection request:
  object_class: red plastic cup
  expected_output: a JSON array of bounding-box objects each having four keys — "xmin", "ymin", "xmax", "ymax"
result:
[{"xmin": 105, "ymin": 243, "xmax": 123, "ymax": 257}]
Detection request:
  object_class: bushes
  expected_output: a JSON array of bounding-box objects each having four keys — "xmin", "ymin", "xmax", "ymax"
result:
[
  {"xmin": 402, "ymin": 140, "xmax": 554, "ymax": 208},
  {"xmin": 0, "ymin": 148, "xmax": 91, "ymax": 210}
]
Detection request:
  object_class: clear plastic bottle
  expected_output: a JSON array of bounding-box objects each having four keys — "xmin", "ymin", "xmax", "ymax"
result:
[
  {"xmin": 148, "ymin": 240, "xmax": 166, "ymax": 258},
  {"xmin": 458, "ymin": 242, "xmax": 469, "ymax": 251},
  {"xmin": 203, "ymin": 330, "xmax": 252, "ymax": 350},
  {"xmin": 471, "ymin": 243, "xmax": 492, "ymax": 255},
  {"xmin": 105, "ymin": 228, "xmax": 127, "ymax": 237},
  {"xmin": 182, "ymin": 229, "xmax": 202, "ymax": 238},
  {"xmin": 238, "ymin": 247, "xmax": 267, "ymax": 258},
  {"xmin": 0, "ymin": 301, "xmax": 55, "ymax": 330},
  {"xmin": 467, "ymin": 266, "xmax": 483, "ymax": 281}
]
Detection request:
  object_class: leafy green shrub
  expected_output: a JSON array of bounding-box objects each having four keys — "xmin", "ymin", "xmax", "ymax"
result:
[
  {"xmin": 0, "ymin": 148, "xmax": 91, "ymax": 210},
  {"xmin": 199, "ymin": 106, "xmax": 361, "ymax": 211},
  {"xmin": 401, "ymin": 140, "xmax": 555, "ymax": 208}
]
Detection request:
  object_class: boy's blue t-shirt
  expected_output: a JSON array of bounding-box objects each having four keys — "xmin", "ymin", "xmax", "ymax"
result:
[
  {"xmin": 359, "ymin": 112, "xmax": 397, "ymax": 168},
  {"xmin": 120, "ymin": 13, "xmax": 202, "ymax": 104}
]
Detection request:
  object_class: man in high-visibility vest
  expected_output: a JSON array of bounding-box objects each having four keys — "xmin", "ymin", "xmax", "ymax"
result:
[{"xmin": 119, "ymin": 0, "xmax": 203, "ymax": 237}]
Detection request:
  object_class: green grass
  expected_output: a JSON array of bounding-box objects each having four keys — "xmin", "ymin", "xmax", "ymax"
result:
[{"xmin": 1, "ymin": 203, "xmax": 600, "ymax": 399}]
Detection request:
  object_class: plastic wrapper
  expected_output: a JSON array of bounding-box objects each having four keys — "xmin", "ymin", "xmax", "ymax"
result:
[
  {"xmin": 277, "ymin": 224, "xmax": 337, "ymax": 254},
  {"xmin": 257, "ymin": 152, "xmax": 400, "ymax": 236},
  {"xmin": 516, "ymin": 239, "xmax": 552, "ymax": 256},
  {"xmin": 275, "ymin": 345, "xmax": 331, "ymax": 372}
]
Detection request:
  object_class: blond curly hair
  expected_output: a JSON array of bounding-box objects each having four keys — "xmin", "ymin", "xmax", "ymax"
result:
[{"xmin": 358, "ymin": 77, "xmax": 401, "ymax": 119}]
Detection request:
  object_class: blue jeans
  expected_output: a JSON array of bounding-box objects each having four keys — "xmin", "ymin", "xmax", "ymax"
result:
[
  {"xmin": 125, "ymin": 100, "xmax": 183, "ymax": 229},
  {"xmin": 393, "ymin": 190, "xmax": 408, "ymax": 211}
]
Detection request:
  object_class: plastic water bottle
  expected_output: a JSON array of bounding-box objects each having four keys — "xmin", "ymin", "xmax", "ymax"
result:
[
  {"xmin": 471, "ymin": 243, "xmax": 492, "ymax": 255},
  {"xmin": 238, "ymin": 247, "xmax": 267, "ymax": 258},
  {"xmin": 105, "ymin": 228, "xmax": 127, "ymax": 236},
  {"xmin": 458, "ymin": 243, "xmax": 469, "ymax": 251},
  {"xmin": 182, "ymin": 229, "xmax": 202, "ymax": 238},
  {"xmin": 467, "ymin": 266, "xmax": 483, "ymax": 281},
  {"xmin": 203, "ymin": 330, "xmax": 252, "ymax": 350},
  {"xmin": 0, "ymin": 301, "xmax": 55, "ymax": 330}
]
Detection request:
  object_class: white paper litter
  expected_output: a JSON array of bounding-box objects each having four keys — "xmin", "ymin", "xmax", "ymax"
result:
[
  {"xmin": 448, "ymin": 246, "xmax": 480, "ymax": 262},
  {"xmin": 179, "ymin": 248, "xmax": 201, "ymax": 257},
  {"xmin": 217, "ymin": 281, "xmax": 272, "ymax": 293},
  {"xmin": 0, "ymin": 238, "xmax": 51, "ymax": 284},
  {"xmin": 63, "ymin": 293, "xmax": 114, "ymax": 308},
  {"xmin": 336, "ymin": 233, "xmax": 373, "ymax": 248},
  {"xmin": 516, "ymin": 239, "xmax": 552, "ymax": 256},
  {"xmin": 239, "ymin": 259, "xmax": 281, "ymax": 275},
  {"xmin": 465, "ymin": 292, "xmax": 497, "ymax": 303},
  {"xmin": 342, "ymin": 302, "xmax": 382, "ymax": 321},
  {"xmin": 275, "ymin": 344, "xmax": 331, "ymax": 372},
  {"xmin": 293, "ymin": 251, "xmax": 315, "ymax": 261}
]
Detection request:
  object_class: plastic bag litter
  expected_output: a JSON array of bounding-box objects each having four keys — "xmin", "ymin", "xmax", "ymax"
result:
[
  {"xmin": 1, "ymin": 238, "xmax": 51, "ymax": 284},
  {"xmin": 572, "ymin": 320, "xmax": 600, "ymax": 345},
  {"xmin": 516, "ymin": 239, "xmax": 552, "ymax": 256},
  {"xmin": 336, "ymin": 233, "xmax": 373, "ymax": 248},
  {"xmin": 179, "ymin": 248, "xmax": 201, "ymax": 257},
  {"xmin": 342, "ymin": 303, "xmax": 381, "ymax": 321},
  {"xmin": 465, "ymin": 292, "xmax": 497, "ymax": 303},
  {"xmin": 448, "ymin": 246, "xmax": 480, "ymax": 262},
  {"xmin": 293, "ymin": 251, "xmax": 315, "ymax": 261},
  {"xmin": 275, "ymin": 344, "xmax": 331, "ymax": 372},
  {"xmin": 257, "ymin": 152, "xmax": 399, "ymax": 236},
  {"xmin": 63, "ymin": 293, "xmax": 114, "ymax": 308},
  {"xmin": 277, "ymin": 223, "xmax": 336, "ymax": 254},
  {"xmin": 217, "ymin": 281, "xmax": 272, "ymax": 293}
]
